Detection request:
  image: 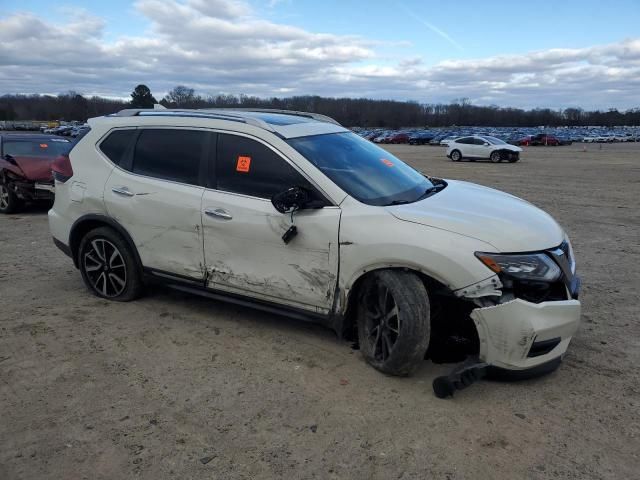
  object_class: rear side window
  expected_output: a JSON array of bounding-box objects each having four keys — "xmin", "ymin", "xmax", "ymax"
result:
[
  {"xmin": 216, "ymin": 134, "xmax": 314, "ymax": 199},
  {"xmin": 4, "ymin": 139, "xmax": 70, "ymax": 158},
  {"xmin": 132, "ymin": 129, "xmax": 206, "ymax": 185},
  {"xmin": 99, "ymin": 129, "xmax": 136, "ymax": 165}
]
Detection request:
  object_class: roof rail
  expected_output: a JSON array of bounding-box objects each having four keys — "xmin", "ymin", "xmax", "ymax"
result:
[
  {"xmin": 109, "ymin": 108, "xmax": 275, "ymax": 132},
  {"xmin": 108, "ymin": 107, "xmax": 341, "ymax": 131},
  {"xmin": 208, "ymin": 108, "xmax": 342, "ymax": 126}
]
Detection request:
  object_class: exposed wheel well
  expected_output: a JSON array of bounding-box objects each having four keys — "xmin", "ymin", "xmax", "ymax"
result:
[
  {"xmin": 69, "ymin": 215, "xmax": 142, "ymax": 271},
  {"xmin": 342, "ymin": 267, "xmax": 479, "ymax": 362}
]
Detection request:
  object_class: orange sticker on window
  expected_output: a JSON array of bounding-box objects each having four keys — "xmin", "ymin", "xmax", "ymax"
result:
[
  {"xmin": 40, "ymin": 143, "xmax": 48, "ymax": 148},
  {"xmin": 236, "ymin": 155, "xmax": 251, "ymax": 172},
  {"xmin": 381, "ymin": 158, "xmax": 394, "ymax": 167}
]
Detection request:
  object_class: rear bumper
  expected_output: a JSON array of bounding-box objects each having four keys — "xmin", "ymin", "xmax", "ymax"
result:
[
  {"xmin": 53, "ymin": 237, "xmax": 72, "ymax": 259},
  {"xmin": 470, "ymin": 298, "xmax": 581, "ymax": 371},
  {"xmin": 11, "ymin": 179, "xmax": 54, "ymax": 201}
]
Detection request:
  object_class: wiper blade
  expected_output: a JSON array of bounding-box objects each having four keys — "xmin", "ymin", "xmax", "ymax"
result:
[
  {"xmin": 386, "ymin": 182, "xmax": 447, "ymax": 206},
  {"xmin": 416, "ymin": 183, "xmax": 446, "ymax": 201}
]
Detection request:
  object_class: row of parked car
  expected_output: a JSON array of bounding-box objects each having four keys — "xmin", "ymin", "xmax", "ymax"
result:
[
  {"xmin": 41, "ymin": 124, "xmax": 90, "ymax": 138},
  {"xmin": 358, "ymin": 127, "xmax": 640, "ymax": 146}
]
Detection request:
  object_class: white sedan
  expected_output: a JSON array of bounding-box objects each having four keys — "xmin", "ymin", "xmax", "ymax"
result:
[{"xmin": 446, "ymin": 135, "xmax": 523, "ymax": 163}]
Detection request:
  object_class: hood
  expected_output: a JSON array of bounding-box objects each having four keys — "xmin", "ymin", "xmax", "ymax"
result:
[
  {"xmin": 386, "ymin": 180, "xmax": 564, "ymax": 252},
  {"xmin": 500, "ymin": 144, "xmax": 522, "ymax": 152},
  {"xmin": 11, "ymin": 156, "xmax": 54, "ymax": 181}
]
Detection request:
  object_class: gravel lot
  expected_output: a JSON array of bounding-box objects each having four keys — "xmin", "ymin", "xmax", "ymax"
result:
[{"xmin": 1, "ymin": 142, "xmax": 639, "ymax": 479}]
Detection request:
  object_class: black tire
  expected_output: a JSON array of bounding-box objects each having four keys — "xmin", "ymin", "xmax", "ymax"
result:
[
  {"xmin": 450, "ymin": 149, "xmax": 462, "ymax": 162},
  {"xmin": 490, "ymin": 151, "xmax": 502, "ymax": 163},
  {"xmin": 508, "ymin": 156, "xmax": 519, "ymax": 163},
  {"xmin": 78, "ymin": 227, "xmax": 143, "ymax": 301},
  {"xmin": 0, "ymin": 181, "xmax": 24, "ymax": 214},
  {"xmin": 357, "ymin": 270, "xmax": 430, "ymax": 376}
]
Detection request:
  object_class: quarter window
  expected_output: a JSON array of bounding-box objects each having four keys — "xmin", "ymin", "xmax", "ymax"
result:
[
  {"xmin": 216, "ymin": 134, "xmax": 315, "ymax": 199},
  {"xmin": 99, "ymin": 129, "xmax": 136, "ymax": 165},
  {"xmin": 132, "ymin": 129, "xmax": 206, "ymax": 185}
]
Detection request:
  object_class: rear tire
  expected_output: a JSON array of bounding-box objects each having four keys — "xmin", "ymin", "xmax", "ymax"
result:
[
  {"xmin": 78, "ymin": 227, "xmax": 144, "ymax": 302},
  {"xmin": 357, "ymin": 270, "xmax": 430, "ymax": 376},
  {"xmin": 490, "ymin": 151, "xmax": 502, "ymax": 163},
  {"xmin": 450, "ymin": 150, "xmax": 462, "ymax": 162},
  {"xmin": 0, "ymin": 182, "xmax": 23, "ymax": 214}
]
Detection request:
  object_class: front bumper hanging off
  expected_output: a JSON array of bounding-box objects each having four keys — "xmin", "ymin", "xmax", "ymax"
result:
[
  {"xmin": 470, "ymin": 298, "xmax": 581, "ymax": 371},
  {"xmin": 433, "ymin": 298, "xmax": 581, "ymax": 398}
]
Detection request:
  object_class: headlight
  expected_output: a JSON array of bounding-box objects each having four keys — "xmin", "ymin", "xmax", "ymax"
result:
[{"xmin": 475, "ymin": 252, "xmax": 561, "ymax": 282}]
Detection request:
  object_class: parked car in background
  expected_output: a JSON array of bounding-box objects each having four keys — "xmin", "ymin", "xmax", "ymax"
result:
[
  {"xmin": 386, "ymin": 132, "xmax": 410, "ymax": 144},
  {"xmin": 446, "ymin": 135, "xmax": 522, "ymax": 163},
  {"xmin": 408, "ymin": 132, "xmax": 434, "ymax": 145},
  {"xmin": 49, "ymin": 108, "xmax": 581, "ymax": 388},
  {"xmin": 71, "ymin": 125, "xmax": 90, "ymax": 138},
  {"xmin": 439, "ymin": 136, "xmax": 459, "ymax": 146},
  {"xmin": 373, "ymin": 132, "xmax": 393, "ymax": 144},
  {"xmin": 0, "ymin": 134, "xmax": 72, "ymax": 213},
  {"xmin": 530, "ymin": 134, "xmax": 560, "ymax": 146}
]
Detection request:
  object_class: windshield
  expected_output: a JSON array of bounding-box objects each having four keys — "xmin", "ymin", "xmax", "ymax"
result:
[
  {"xmin": 482, "ymin": 136, "xmax": 506, "ymax": 145},
  {"xmin": 287, "ymin": 132, "xmax": 434, "ymax": 206},
  {"xmin": 4, "ymin": 139, "xmax": 71, "ymax": 158}
]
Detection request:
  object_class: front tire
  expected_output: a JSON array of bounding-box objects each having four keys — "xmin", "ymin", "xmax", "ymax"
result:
[
  {"xmin": 450, "ymin": 149, "xmax": 462, "ymax": 162},
  {"xmin": 0, "ymin": 182, "xmax": 24, "ymax": 214},
  {"xmin": 490, "ymin": 151, "xmax": 502, "ymax": 163},
  {"xmin": 78, "ymin": 227, "xmax": 143, "ymax": 301},
  {"xmin": 357, "ymin": 270, "xmax": 430, "ymax": 376}
]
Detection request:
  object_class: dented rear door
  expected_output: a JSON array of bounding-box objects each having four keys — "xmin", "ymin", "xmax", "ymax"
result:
[{"xmin": 103, "ymin": 128, "xmax": 208, "ymax": 280}]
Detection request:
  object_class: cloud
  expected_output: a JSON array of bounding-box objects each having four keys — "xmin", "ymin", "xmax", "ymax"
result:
[{"xmin": 0, "ymin": 1, "xmax": 638, "ymax": 109}]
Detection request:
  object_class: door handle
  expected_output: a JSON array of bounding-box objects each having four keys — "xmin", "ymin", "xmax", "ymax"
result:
[
  {"xmin": 204, "ymin": 208, "xmax": 233, "ymax": 220},
  {"xmin": 112, "ymin": 186, "xmax": 135, "ymax": 197}
]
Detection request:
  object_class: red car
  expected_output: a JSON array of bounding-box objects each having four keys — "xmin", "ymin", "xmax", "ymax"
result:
[
  {"xmin": 0, "ymin": 134, "xmax": 72, "ymax": 213},
  {"xmin": 530, "ymin": 134, "xmax": 560, "ymax": 146},
  {"xmin": 387, "ymin": 132, "xmax": 410, "ymax": 144}
]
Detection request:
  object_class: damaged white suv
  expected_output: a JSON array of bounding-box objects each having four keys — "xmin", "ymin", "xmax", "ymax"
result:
[{"xmin": 49, "ymin": 108, "xmax": 581, "ymax": 392}]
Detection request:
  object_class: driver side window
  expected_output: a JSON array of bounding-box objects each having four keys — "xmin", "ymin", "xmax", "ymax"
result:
[{"xmin": 215, "ymin": 133, "xmax": 319, "ymax": 200}]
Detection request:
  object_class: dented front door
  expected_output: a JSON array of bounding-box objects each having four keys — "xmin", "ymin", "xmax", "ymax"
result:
[{"xmin": 201, "ymin": 190, "xmax": 341, "ymax": 314}]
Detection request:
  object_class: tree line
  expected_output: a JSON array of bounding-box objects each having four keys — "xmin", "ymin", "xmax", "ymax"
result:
[{"xmin": 1, "ymin": 84, "xmax": 639, "ymax": 128}]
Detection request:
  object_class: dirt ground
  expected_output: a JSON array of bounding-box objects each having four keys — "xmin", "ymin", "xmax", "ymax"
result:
[{"xmin": 1, "ymin": 142, "xmax": 639, "ymax": 479}]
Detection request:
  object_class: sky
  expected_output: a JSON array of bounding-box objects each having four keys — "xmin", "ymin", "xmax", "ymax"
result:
[{"xmin": 1, "ymin": 0, "xmax": 639, "ymax": 109}]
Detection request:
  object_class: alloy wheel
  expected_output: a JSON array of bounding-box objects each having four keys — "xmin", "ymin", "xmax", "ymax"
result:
[
  {"xmin": 0, "ymin": 184, "xmax": 9, "ymax": 210},
  {"xmin": 83, "ymin": 238, "xmax": 127, "ymax": 297},
  {"xmin": 363, "ymin": 282, "xmax": 401, "ymax": 362}
]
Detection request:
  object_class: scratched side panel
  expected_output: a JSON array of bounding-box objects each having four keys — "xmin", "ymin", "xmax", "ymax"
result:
[
  {"xmin": 104, "ymin": 170, "xmax": 206, "ymax": 279},
  {"xmin": 202, "ymin": 191, "xmax": 340, "ymax": 312}
]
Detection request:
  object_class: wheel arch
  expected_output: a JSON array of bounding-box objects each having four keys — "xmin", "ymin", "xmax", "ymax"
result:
[
  {"xmin": 339, "ymin": 264, "xmax": 450, "ymax": 338},
  {"xmin": 69, "ymin": 214, "xmax": 143, "ymax": 271}
]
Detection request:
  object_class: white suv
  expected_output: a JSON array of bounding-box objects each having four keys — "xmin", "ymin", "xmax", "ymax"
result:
[
  {"xmin": 447, "ymin": 135, "xmax": 522, "ymax": 162},
  {"xmin": 49, "ymin": 108, "xmax": 581, "ymax": 391}
]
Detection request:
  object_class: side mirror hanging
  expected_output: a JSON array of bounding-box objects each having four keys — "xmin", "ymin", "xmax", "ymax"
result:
[{"xmin": 271, "ymin": 186, "xmax": 310, "ymax": 214}]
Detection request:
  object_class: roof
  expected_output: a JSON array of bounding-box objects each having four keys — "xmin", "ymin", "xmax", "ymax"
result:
[
  {"xmin": 105, "ymin": 107, "xmax": 348, "ymax": 139},
  {"xmin": 0, "ymin": 133, "xmax": 71, "ymax": 142}
]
